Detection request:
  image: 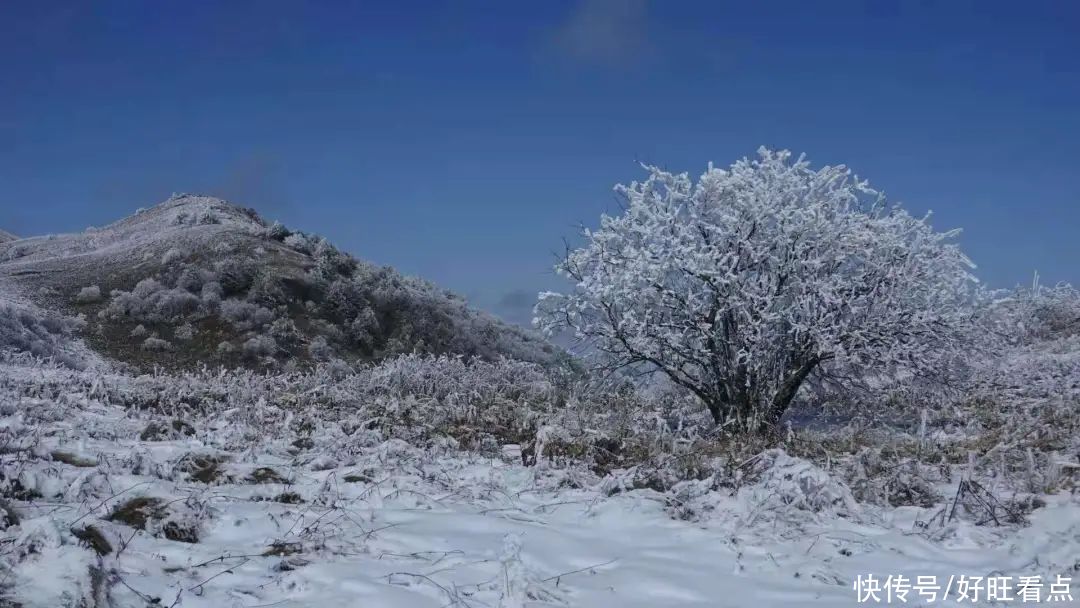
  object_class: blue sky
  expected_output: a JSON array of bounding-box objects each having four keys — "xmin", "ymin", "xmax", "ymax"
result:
[{"xmin": 2, "ymin": 0, "xmax": 1077, "ymax": 325}]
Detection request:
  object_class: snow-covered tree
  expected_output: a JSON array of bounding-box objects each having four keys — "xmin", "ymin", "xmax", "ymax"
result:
[{"xmin": 536, "ymin": 148, "xmax": 978, "ymax": 433}]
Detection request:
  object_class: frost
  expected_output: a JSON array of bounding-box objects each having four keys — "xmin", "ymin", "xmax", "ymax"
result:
[
  {"xmin": 74, "ymin": 285, "xmax": 101, "ymax": 304},
  {"xmin": 220, "ymin": 298, "xmax": 274, "ymax": 330},
  {"xmin": 1, "ymin": 190, "xmax": 1076, "ymax": 606},
  {"xmin": 141, "ymin": 336, "xmax": 171, "ymax": 351},
  {"xmin": 174, "ymin": 322, "xmax": 196, "ymax": 341},
  {"xmin": 538, "ymin": 149, "xmax": 978, "ymax": 433},
  {"xmin": 161, "ymin": 247, "xmax": 183, "ymax": 265},
  {"xmin": 243, "ymin": 334, "xmax": 277, "ymax": 358}
]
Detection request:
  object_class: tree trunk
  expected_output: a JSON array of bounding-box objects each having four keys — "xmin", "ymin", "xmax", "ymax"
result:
[
  {"xmin": 703, "ymin": 392, "xmax": 755, "ymax": 431},
  {"xmin": 758, "ymin": 357, "xmax": 822, "ymax": 433}
]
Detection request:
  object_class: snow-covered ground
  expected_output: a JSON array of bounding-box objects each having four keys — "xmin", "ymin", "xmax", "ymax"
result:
[{"xmin": 2, "ymin": 360, "xmax": 1077, "ymax": 607}]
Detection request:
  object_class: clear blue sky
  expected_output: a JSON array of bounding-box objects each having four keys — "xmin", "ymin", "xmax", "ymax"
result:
[{"xmin": 3, "ymin": 1, "xmax": 1077, "ymax": 325}]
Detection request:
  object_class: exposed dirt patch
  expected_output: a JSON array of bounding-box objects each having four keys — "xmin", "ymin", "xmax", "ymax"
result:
[
  {"xmin": 72, "ymin": 525, "xmax": 113, "ymax": 556},
  {"xmin": 50, "ymin": 450, "xmax": 98, "ymax": 468},
  {"xmin": 263, "ymin": 541, "xmax": 303, "ymax": 557},
  {"xmin": 248, "ymin": 467, "xmax": 288, "ymax": 484},
  {"xmin": 107, "ymin": 497, "xmax": 166, "ymax": 530}
]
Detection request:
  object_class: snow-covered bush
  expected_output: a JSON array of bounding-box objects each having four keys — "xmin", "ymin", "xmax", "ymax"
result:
[
  {"xmin": 243, "ymin": 334, "xmax": 277, "ymax": 358},
  {"xmin": 174, "ymin": 322, "xmax": 196, "ymax": 341},
  {"xmin": 538, "ymin": 148, "xmax": 978, "ymax": 433},
  {"xmin": 214, "ymin": 258, "xmax": 256, "ymax": 295},
  {"xmin": 219, "ymin": 298, "xmax": 275, "ymax": 330},
  {"xmin": 105, "ymin": 278, "xmax": 201, "ymax": 323},
  {"xmin": 142, "ymin": 336, "xmax": 171, "ymax": 351},
  {"xmin": 266, "ymin": 220, "xmax": 291, "ymax": 240},
  {"xmin": 981, "ymin": 280, "xmax": 1080, "ymax": 347},
  {"xmin": 307, "ymin": 335, "xmax": 333, "ymax": 361},
  {"xmin": 175, "ymin": 267, "xmax": 204, "ymax": 293},
  {"xmin": 200, "ymin": 280, "xmax": 223, "ymax": 309},
  {"xmin": 0, "ymin": 303, "xmax": 85, "ymax": 368},
  {"xmin": 74, "ymin": 285, "xmax": 101, "ymax": 304},
  {"xmin": 5, "ymin": 244, "xmax": 26, "ymax": 260},
  {"xmin": 161, "ymin": 247, "xmax": 184, "ymax": 265},
  {"xmin": 268, "ymin": 317, "xmax": 301, "ymax": 349},
  {"xmin": 284, "ymin": 232, "xmax": 315, "ymax": 253},
  {"xmin": 247, "ymin": 271, "xmax": 285, "ymax": 306}
]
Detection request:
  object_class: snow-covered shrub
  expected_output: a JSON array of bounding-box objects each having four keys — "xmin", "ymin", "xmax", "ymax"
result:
[
  {"xmin": 105, "ymin": 278, "xmax": 201, "ymax": 323},
  {"xmin": 312, "ymin": 238, "xmax": 356, "ymax": 277},
  {"xmin": 845, "ymin": 444, "xmax": 942, "ymax": 508},
  {"xmin": 219, "ymin": 298, "xmax": 275, "ymax": 330},
  {"xmin": 538, "ymin": 148, "xmax": 978, "ymax": 433},
  {"xmin": 174, "ymin": 322, "xmax": 196, "ymax": 341},
  {"xmin": 247, "ymin": 271, "xmax": 285, "ymax": 306},
  {"xmin": 161, "ymin": 247, "xmax": 184, "ymax": 265},
  {"xmin": 214, "ymin": 258, "xmax": 256, "ymax": 295},
  {"xmin": 142, "ymin": 336, "xmax": 171, "ymax": 351},
  {"xmin": 284, "ymin": 232, "xmax": 315, "ymax": 253},
  {"xmin": 212, "ymin": 240, "xmax": 235, "ymax": 254},
  {"xmin": 243, "ymin": 334, "xmax": 277, "ymax": 358},
  {"xmin": 266, "ymin": 220, "xmax": 291, "ymax": 241},
  {"xmin": 200, "ymin": 280, "xmax": 223, "ymax": 309},
  {"xmin": 266, "ymin": 318, "xmax": 302, "ymax": 352},
  {"xmin": 5, "ymin": 244, "xmax": 26, "ymax": 260},
  {"xmin": 979, "ymin": 281, "xmax": 1079, "ymax": 348},
  {"xmin": 307, "ymin": 335, "xmax": 332, "ymax": 361},
  {"xmin": 348, "ymin": 308, "xmax": 379, "ymax": 347},
  {"xmin": 0, "ymin": 303, "xmax": 84, "ymax": 368},
  {"xmin": 175, "ymin": 267, "xmax": 204, "ymax": 293},
  {"xmin": 74, "ymin": 285, "xmax": 101, "ymax": 304},
  {"xmin": 667, "ymin": 449, "xmax": 862, "ymax": 525},
  {"xmin": 320, "ymin": 277, "xmax": 362, "ymax": 322}
]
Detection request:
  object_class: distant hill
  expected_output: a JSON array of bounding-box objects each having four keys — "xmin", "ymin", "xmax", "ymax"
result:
[{"xmin": 0, "ymin": 194, "xmax": 561, "ymax": 371}]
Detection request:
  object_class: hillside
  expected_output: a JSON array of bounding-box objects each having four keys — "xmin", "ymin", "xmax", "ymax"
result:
[{"xmin": 0, "ymin": 195, "xmax": 561, "ymax": 372}]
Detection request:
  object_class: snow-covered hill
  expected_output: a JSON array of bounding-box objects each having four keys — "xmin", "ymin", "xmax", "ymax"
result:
[{"xmin": 0, "ymin": 195, "xmax": 561, "ymax": 372}]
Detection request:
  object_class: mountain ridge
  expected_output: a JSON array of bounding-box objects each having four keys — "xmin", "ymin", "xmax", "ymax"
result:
[{"xmin": 0, "ymin": 194, "xmax": 560, "ymax": 372}]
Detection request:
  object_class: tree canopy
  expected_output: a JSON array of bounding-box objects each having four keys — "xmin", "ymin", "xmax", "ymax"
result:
[{"xmin": 537, "ymin": 148, "xmax": 978, "ymax": 433}]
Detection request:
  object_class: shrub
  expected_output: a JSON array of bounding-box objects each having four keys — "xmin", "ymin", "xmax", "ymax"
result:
[
  {"xmin": 220, "ymin": 299, "xmax": 275, "ymax": 330},
  {"xmin": 142, "ymin": 336, "xmax": 172, "ymax": 352},
  {"xmin": 308, "ymin": 335, "xmax": 332, "ymax": 361},
  {"xmin": 243, "ymin": 334, "xmax": 277, "ymax": 358},
  {"xmin": 0, "ymin": 303, "xmax": 84, "ymax": 368},
  {"xmin": 161, "ymin": 248, "xmax": 184, "ymax": 265},
  {"xmin": 106, "ymin": 279, "xmax": 201, "ymax": 323},
  {"xmin": 74, "ymin": 285, "xmax": 102, "ymax": 304},
  {"xmin": 174, "ymin": 323, "xmax": 196, "ymax": 341}
]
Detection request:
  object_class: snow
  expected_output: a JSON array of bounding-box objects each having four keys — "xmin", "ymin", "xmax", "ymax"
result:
[
  {"xmin": 1, "ymin": 359, "xmax": 1076, "ymax": 607},
  {"xmin": 0, "ymin": 190, "xmax": 1077, "ymax": 606}
]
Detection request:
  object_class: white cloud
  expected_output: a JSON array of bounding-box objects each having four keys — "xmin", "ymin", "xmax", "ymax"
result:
[{"xmin": 549, "ymin": 0, "xmax": 650, "ymax": 67}]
